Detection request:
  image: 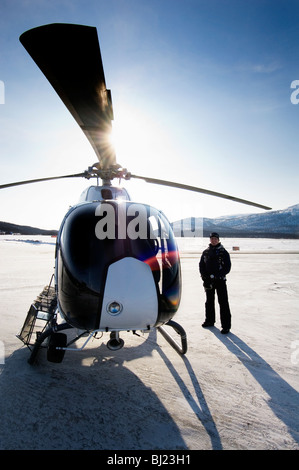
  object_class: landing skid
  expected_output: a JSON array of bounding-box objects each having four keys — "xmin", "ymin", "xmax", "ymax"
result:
[
  {"xmin": 158, "ymin": 320, "xmax": 187, "ymax": 355},
  {"xmin": 26, "ymin": 320, "xmax": 187, "ymax": 364}
]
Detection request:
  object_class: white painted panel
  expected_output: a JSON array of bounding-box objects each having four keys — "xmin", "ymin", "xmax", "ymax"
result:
[{"xmin": 99, "ymin": 257, "xmax": 158, "ymax": 330}]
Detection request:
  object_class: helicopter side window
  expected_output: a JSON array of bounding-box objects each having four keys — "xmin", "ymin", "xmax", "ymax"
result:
[
  {"xmin": 126, "ymin": 206, "xmax": 180, "ymax": 294},
  {"xmin": 126, "ymin": 209, "xmax": 161, "ymax": 285},
  {"xmin": 154, "ymin": 211, "xmax": 180, "ymax": 293},
  {"xmin": 155, "ymin": 211, "xmax": 181, "ymax": 314}
]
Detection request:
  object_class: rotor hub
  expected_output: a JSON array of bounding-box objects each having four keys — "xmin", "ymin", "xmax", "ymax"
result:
[{"xmin": 84, "ymin": 164, "xmax": 131, "ymax": 185}]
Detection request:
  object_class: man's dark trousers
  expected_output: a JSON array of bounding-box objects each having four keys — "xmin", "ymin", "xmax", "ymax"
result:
[{"xmin": 205, "ymin": 279, "xmax": 231, "ymax": 330}]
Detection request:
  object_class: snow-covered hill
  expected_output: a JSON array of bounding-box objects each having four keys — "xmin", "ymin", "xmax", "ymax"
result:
[{"xmin": 172, "ymin": 204, "xmax": 299, "ymax": 238}]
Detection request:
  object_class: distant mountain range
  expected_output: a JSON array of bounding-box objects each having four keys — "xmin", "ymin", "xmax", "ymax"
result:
[
  {"xmin": 171, "ymin": 204, "xmax": 299, "ymax": 238},
  {"xmin": 1, "ymin": 203, "xmax": 298, "ymax": 238},
  {"xmin": 0, "ymin": 221, "xmax": 57, "ymax": 236}
]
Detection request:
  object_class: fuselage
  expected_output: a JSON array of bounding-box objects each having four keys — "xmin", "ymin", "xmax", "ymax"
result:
[{"xmin": 54, "ymin": 186, "xmax": 181, "ymax": 332}]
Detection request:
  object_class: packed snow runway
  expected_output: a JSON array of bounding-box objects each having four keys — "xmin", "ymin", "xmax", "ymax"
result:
[{"xmin": 0, "ymin": 235, "xmax": 298, "ymax": 450}]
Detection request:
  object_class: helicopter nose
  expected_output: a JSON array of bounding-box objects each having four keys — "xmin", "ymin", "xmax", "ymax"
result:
[{"xmin": 99, "ymin": 257, "xmax": 158, "ymax": 331}]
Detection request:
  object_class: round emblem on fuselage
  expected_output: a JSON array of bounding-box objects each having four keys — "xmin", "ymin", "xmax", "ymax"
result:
[{"xmin": 106, "ymin": 301, "xmax": 123, "ymax": 316}]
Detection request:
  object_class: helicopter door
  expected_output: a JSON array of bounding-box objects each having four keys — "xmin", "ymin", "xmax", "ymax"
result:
[{"xmin": 99, "ymin": 257, "xmax": 158, "ymax": 331}]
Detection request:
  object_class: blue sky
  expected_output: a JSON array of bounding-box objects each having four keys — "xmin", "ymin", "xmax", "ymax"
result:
[{"xmin": 0, "ymin": 0, "xmax": 298, "ymax": 229}]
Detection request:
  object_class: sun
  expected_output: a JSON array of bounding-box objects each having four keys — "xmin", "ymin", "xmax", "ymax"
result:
[{"xmin": 110, "ymin": 104, "xmax": 155, "ymax": 165}]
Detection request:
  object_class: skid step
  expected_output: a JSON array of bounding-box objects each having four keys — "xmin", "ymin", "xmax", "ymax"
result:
[{"xmin": 17, "ymin": 284, "xmax": 57, "ymax": 347}]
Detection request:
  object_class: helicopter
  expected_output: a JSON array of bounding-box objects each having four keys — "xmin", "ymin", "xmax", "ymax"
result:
[{"xmin": 1, "ymin": 24, "xmax": 271, "ymax": 364}]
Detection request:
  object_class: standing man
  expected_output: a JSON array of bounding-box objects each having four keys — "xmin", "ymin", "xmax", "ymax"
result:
[{"xmin": 199, "ymin": 232, "xmax": 232, "ymax": 334}]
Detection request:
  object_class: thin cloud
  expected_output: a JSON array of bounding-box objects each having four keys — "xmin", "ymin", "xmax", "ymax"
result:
[{"xmin": 235, "ymin": 61, "xmax": 282, "ymax": 74}]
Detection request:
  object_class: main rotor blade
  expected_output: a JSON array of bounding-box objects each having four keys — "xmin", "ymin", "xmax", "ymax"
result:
[
  {"xmin": 20, "ymin": 24, "xmax": 115, "ymax": 169},
  {"xmin": 129, "ymin": 174, "xmax": 272, "ymax": 210},
  {"xmin": 0, "ymin": 172, "xmax": 87, "ymax": 190}
]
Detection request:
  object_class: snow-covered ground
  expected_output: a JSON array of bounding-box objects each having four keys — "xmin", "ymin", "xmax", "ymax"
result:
[
  {"xmin": 177, "ymin": 236, "xmax": 299, "ymax": 253},
  {"xmin": 0, "ymin": 235, "xmax": 298, "ymax": 450}
]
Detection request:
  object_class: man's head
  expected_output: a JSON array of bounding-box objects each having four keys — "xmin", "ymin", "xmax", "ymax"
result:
[{"xmin": 210, "ymin": 232, "xmax": 220, "ymax": 246}]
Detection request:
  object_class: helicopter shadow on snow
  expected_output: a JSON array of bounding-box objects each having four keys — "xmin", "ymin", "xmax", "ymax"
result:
[
  {"xmin": 211, "ymin": 329, "xmax": 299, "ymax": 446},
  {"xmin": 0, "ymin": 329, "xmax": 222, "ymax": 450}
]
